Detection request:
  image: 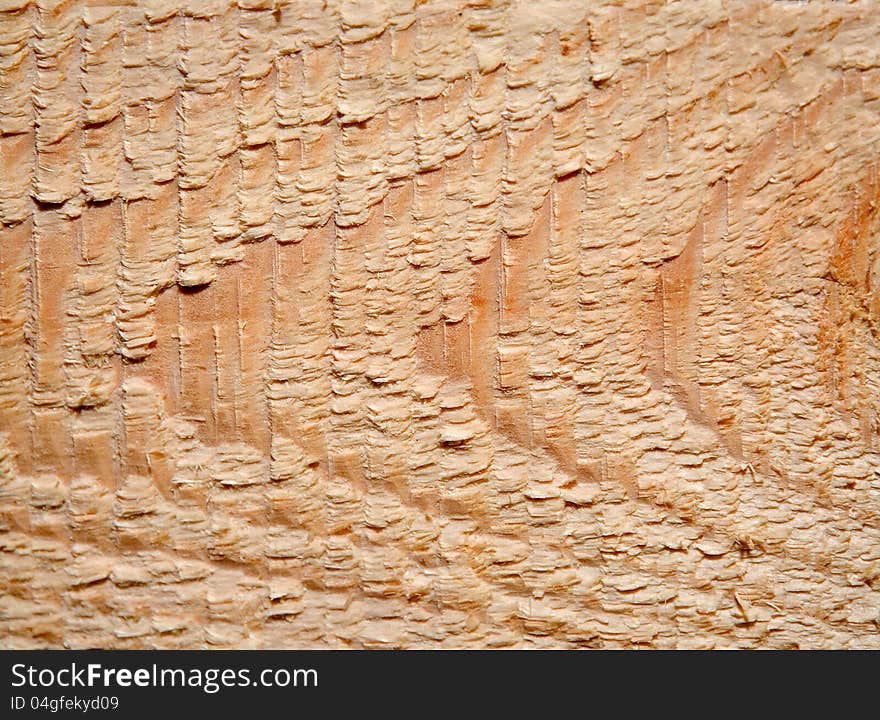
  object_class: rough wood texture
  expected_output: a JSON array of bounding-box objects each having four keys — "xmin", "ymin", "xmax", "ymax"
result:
[{"xmin": 2, "ymin": 0, "xmax": 880, "ymax": 649}]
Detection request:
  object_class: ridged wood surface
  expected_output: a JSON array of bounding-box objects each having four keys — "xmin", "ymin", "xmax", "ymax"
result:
[{"xmin": 2, "ymin": 0, "xmax": 880, "ymax": 648}]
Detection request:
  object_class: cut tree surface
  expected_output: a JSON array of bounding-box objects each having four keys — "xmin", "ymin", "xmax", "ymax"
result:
[{"xmin": 2, "ymin": 0, "xmax": 880, "ymax": 649}]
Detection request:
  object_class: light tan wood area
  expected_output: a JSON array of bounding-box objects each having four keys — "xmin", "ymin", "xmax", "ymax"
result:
[{"xmin": 2, "ymin": 0, "xmax": 880, "ymax": 648}]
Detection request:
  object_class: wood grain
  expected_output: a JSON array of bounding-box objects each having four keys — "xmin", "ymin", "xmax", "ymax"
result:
[{"xmin": 1, "ymin": 0, "xmax": 880, "ymax": 649}]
